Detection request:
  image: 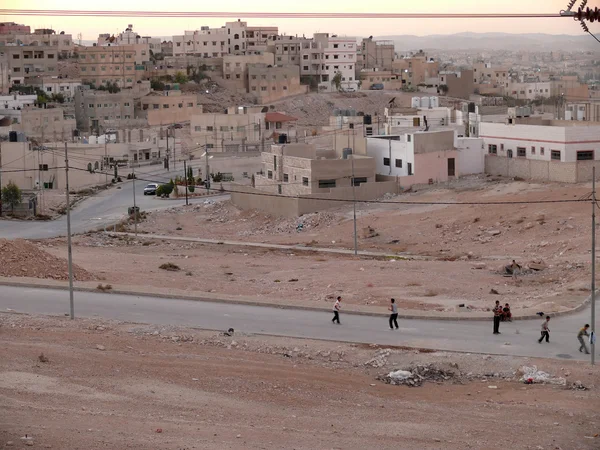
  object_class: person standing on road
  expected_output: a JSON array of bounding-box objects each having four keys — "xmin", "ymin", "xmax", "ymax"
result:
[
  {"xmin": 389, "ymin": 298, "xmax": 399, "ymax": 330},
  {"xmin": 538, "ymin": 316, "xmax": 551, "ymax": 343},
  {"xmin": 578, "ymin": 324, "xmax": 590, "ymax": 354},
  {"xmin": 332, "ymin": 296, "xmax": 342, "ymax": 325},
  {"xmin": 493, "ymin": 300, "xmax": 503, "ymax": 334}
]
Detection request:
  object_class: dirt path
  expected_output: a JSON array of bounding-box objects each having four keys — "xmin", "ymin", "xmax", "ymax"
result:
[{"xmin": 0, "ymin": 313, "xmax": 598, "ymax": 449}]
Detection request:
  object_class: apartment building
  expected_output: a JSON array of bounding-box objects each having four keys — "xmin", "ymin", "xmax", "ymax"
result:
[
  {"xmin": 0, "ymin": 22, "xmax": 30, "ymax": 34},
  {"xmin": 245, "ymin": 24, "xmax": 279, "ymax": 54},
  {"xmin": 473, "ymin": 62, "xmax": 509, "ymax": 88},
  {"xmin": 78, "ymin": 45, "xmax": 137, "ymax": 88},
  {"xmin": 97, "ymin": 25, "xmax": 157, "ymax": 64},
  {"xmin": 305, "ymin": 33, "xmax": 358, "ymax": 92},
  {"xmin": 172, "ymin": 27, "xmax": 228, "ymax": 58},
  {"xmin": 359, "ymin": 37, "xmax": 394, "ymax": 71},
  {"xmin": 74, "ymin": 88, "xmax": 135, "ymax": 132},
  {"xmin": 29, "ymin": 77, "xmax": 82, "ymax": 100},
  {"xmin": 0, "ymin": 53, "xmax": 8, "ymax": 94},
  {"xmin": 247, "ymin": 64, "xmax": 307, "ymax": 103},
  {"xmin": 138, "ymin": 90, "xmax": 203, "ymax": 126},
  {"xmin": 13, "ymin": 105, "xmax": 76, "ymax": 141},
  {"xmin": 190, "ymin": 107, "xmax": 264, "ymax": 152},
  {"xmin": 223, "ymin": 53, "xmax": 275, "ymax": 89},
  {"xmin": 392, "ymin": 53, "xmax": 439, "ymax": 87},
  {"xmin": 270, "ymin": 35, "xmax": 310, "ymax": 65},
  {"xmin": 506, "ymin": 81, "xmax": 552, "ymax": 100},
  {"xmin": 1, "ymin": 45, "xmax": 58, "ymax": 85},
  {"xmin": 0, "ymin": 29, "xmax": 74, "ymax": 58},
  {"xmin": 552, "ymin": 76, "xmax": 589, "ymax": 101},
  {"xmin": 359, "ymin": 70, "xmax": 402, "ymax": 90}
]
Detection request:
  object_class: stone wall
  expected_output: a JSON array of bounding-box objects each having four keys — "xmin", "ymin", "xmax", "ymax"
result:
[{"xmin": 485, "ymin": 154, "xmax": 579, "ymax": 183}]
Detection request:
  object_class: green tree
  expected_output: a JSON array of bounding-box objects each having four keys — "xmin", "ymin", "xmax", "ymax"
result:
[
  {"xmin": 174, "ymin": 71, "xmax": 188, "ymax": 84},
  {"xmin": 2, "ymin": 181, "xmax": 22, "ymax": 212},
  {"xmin": 438, "ymin": 84, "xmax": 449, "ymax": 95},
  {"xmin": 331, "ymin": 73, "xmax": 342, "ymax": 92},
  {"xmin": 151, "ymin": 79, "xmax": 165, "ymax": 91}
]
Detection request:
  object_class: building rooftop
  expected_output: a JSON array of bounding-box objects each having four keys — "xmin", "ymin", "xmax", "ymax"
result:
[{"xmin": 265, "ymin": 112, "xmax": 297, "ymax": 123}]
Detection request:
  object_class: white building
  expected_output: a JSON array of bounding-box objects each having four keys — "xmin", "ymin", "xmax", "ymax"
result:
[
  {"xmin": 383, "ymin": 105, "xmax": 466, "ymax": 137},
  {"xmin": 0, "ymin": 93, "xmax": 37, "ymax": 110},
  {"xmin": 506, "ymin": 81, "xmax": 552, "ymax": 100},
  {"xmin": 480, "ymin": 120, "xmax": 600, "ymax": 162},
  {"xmin": 172, "ymin": 27, "xmax": 228, "ymax": 58},
  {"xmin": 30, "ymin": 77, "xmax": 82, "ymax": 100}
]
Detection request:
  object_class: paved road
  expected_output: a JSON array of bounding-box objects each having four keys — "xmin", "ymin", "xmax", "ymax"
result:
[
  {"xmin": 0, "ymin": 286, "xmax": 594, "ymax": 361},
  {"xmin": 0, "ymin": 171, "xmax": 228, "ymax": 239}
]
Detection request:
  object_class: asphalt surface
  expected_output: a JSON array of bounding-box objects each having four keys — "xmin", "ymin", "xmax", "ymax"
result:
[
  {"xmin": 0, "ymin": 172, "xmax": 228, "ymax": 239},
  {"xmin": 0, "ymin": 285, "xmax": 595, "ymax": 361}
]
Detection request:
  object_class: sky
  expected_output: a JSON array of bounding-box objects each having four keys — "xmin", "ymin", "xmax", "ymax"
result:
[{"xmin": 0, "ymin": 0, "xmax": 593, "ymax": 40}]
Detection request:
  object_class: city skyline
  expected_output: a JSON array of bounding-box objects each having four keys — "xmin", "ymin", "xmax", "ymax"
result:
[{"xmin": 0, "ymin": 0, "xmax": 593, "ymax": 40}]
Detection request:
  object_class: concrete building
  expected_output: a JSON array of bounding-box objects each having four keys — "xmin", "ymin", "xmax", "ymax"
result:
[
  {"xmin": 29, "ymin": 77, "xmax": 82, "ymax": 100},
  {"xmin": 367, "ymin": 130, "xmax": 458, "ymax": 188},
  {"xmin": 97, "ymin": 25, "xmax": 157, "ymax": 64},
  {"xmin": 439, "ymin": 69, "xmax": 475, "ymax": 99},
  {"xmin": 190, "ymin": 107, "xmax": 265, "ymax": 152},
  {"xmin": 0, "ymin": 22, "xmax": 31, "ymax": 35},
  {"xmin": 223, "ymin": 53, "xmax": 275, "ymax": 89},
  {"xmin": 257, "ymin": 143, "xmax": 375, "ymax": 196},
  {"xmin": 1, "ymin": 45, "xmax": 58, "ymax": 86},
  {"xmin": 318, "ymin": 34, "xmax": 358, "ymax": 92},
  {"xmin": 359, "ymin": 38, "xmax": 394, "ymax": 71},
  {"xmin": 74, "ymin": 88, "xmax": 136, "ymax": 132},
  {"xmin": 0, "ymin": 93, "xmax": 37, "ymax": 110},
  {"xmin": 383, "ymin": 104, "xmax": 465, "ymax": 137},
  {"xmin": 507, "ymin": 81, "xmax": 552, "ymax": 100},
  {"xmin": 392, "ymin": 53, "xmax": 439, "ymax": 87},
  {"xmin": 552, "ymin": 76, "xmax": 589, "ymax": 102},
  {"xmin": 359, "ymin": 70, "xmax": 402, "ymax": 90},
  {"xmin": 172, "ymin": 27, "xmax": 228, "ymax": 58},
  {"xmin": 247, "ymin": 64, "xmax": 307, "ymax": 103},
  {"xmin": 12, "ymin": 105, "xmax": 76, "ymax": 141},
  {"xmin": 78, "ymin": 45, "xmax": 137, "ymax": 88},
  {"xmin": 1, "ymin": 29, "xmax": 74, "ymax": 58},
  {"xmin": 138, "ymin": 90, "xmax": 203, "ymax": 126},
  {"xmin": 473, "ymin": 62, "xmax": 509, "ymax": 88},
  {"xmin": 481, "ymin": 119, "xmax": 600, "ymax": 183},
  {"xmin": 565, "ymin": 102, "xmax": 600, "ymax": 122},
  {"xmin": 270, "ymin": 35, "xmax": 310, "ymax": 66}
]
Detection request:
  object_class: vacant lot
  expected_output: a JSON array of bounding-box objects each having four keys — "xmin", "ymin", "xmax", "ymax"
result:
[{"xmin": 0, "ymin": 313, "xmax": 598, "ymax": 449}]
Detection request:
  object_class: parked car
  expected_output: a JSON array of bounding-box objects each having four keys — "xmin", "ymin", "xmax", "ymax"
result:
[
  {"xmin": 370, "ymin": 83, "xmax": 384, "ymax": 90},
  {"xmin": 143, "ymin": 183, "xmax": 158, "ymax": 195}
]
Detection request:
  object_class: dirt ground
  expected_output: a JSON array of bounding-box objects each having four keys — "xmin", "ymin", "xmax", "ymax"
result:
[
  {"xmin": 1, "ymin": 312, "xmax": 598, "ymax": 450},
  {"xmin": 28, "ymin": 176, "xmax": 593, "ymax": 315}
]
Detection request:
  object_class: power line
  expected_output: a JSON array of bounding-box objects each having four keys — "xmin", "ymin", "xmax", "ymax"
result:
[
  {"xmin": 0, "ymin": 9, "xmax": 564, "ymax": 19},
  {"xmin": 68, "ymin": 166, "xmax": 593, "ymax": 206}
]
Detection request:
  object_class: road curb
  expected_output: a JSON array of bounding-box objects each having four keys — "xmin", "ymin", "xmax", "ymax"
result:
[{"xmin": 0, "ymin": 280, "xmax": 592, "ymax": 322}]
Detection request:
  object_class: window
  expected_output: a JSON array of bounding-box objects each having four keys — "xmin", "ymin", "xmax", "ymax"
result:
[
  {"xmin": 303, "ymin": 66, "xmax": 309, "ymax": 71},
  {"xmin": 407, "ymin": 162, "xmax": 413, "ymax": 175},
  {"xmin": 383, "ymin": 157, "xmax": 390, "ymax": 166},
  {"xmin": 352, "ymin": 177, "xmax": 367, "ymax": 186},
  {"xmin": 302, "ymin": 177, "xmax": 309, "ymax": 186},
  {"xmin": 235, "ymin": 74, "xmax": 240, "ymax": 79},
  {"xmin": 334, "ymin": 55, "xmax": 339, "ymax": 59},
  {"xmin": 88, "ymin": 103, "xmax": 94, "ymax": 108},
  {"xmin": 267, "ymin": 170, "xmax": 273, "ymax": 179},
  {"xmin": 407, "ymin": 135, "xmax": 412, "ymax": 142},
  {"xmin": 577, "ymin": 151, "xmax": 594, "ymax": 161},
  {"xmin": 551, "ymin": 150, "xmax": 561, "ymax": 161},
  {"xmin": 540, "ymin": 147, "xmax": 545, "ymax": 155},
  {"xmin": 395, "ymin": 159, "xmax": 402, "ymax": 168},
  {"xmin": 124, "ymin": 102, "xmax": 130, "ymax": 107},
  {"xmin": 188, "ymin": 102, "xmax": 194, "ymax": 107},
  {"xmin": 318, "ymin": 179, "xmax": 336, "ymax": 189},
  {"xmin": 195, "ymin": 126, "xmax": 202, "ymax": 132},
  {"xmin": 531, "ymin": 146, "xmax": 536, "ymax": 155},
  {"xmin": 220, "ymin": 126, "xmax": 229, "ymax": 131},
  {"xmin": 153, "ymin": 104, "xmax": 159, "ymax": 109},
  {"xmin": 39, "ymin": 164, "xmax": 49, "ymax": 171},
  {"xmin": 333, "ymin": 44, "xmax": 339, "ymax": 49},
  {"xmin": 206, "ymin": 144, "xmax": 214, "ymax": 149},
  {"xmin": 500, "ymin": 144, "xmax": 504, "ymax": 151},
  {"xmin": 13, "ymin": 68, "xmax": 20, "ymax": 73},
  {"xmin": 206, "ymin": 126, "xmax": 214, "ymax": 132},
  {"xmin": 517, "ymin": 147, "xmax": 526, "ymax": 157},
  {"xmin": 261, "ymin": 86, "xmax": 267, "ymax": 91},
  {"xmin": 507, "ymin": 149, "xmax": 513, "ymax": 158},
  {"xmin": 12, "ymin": 54, "xmax": 20, "ymax": 59},
  {"xmin": 488, "ymin": 144, "xmax": 497, "ymax": 154},
  {"xmin": 303, "ymin": 55, "xmax": 308, "ymax": 60},
  {"xmin": 283, "ymin": 173, "xmax": 289, "ymax": 182}
]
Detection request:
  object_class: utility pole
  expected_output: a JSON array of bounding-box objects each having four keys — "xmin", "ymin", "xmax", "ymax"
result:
[
  {"xmin": 592, "ymin": 166, "xmax": 596, "ymax": 365},
  {"xmin": 351, "ymin": 153, "xmax": 358, "ymax": 256},
  {"xmin": 64, "ymin": 143, "xmax": 75, "ymax": 319},
  {"xmin": 0, "ymin": 140, "xmax": 3, "ymax": 217},
  {"xmin": 132, "ymin": 164, "xmax": 138, "ymax": 237},
  {"xmin": 171, "ymin": 128, "xmax": 176, "ymax": 171},
  {"xmin": 104, "ymin": 137, "xmax": 108, "ymax": 184},
  {"xmin": 183, "ymin": 160, "xmax": 189, "ymax": 206},
  {"xmin": 205, "ymin": 145, "xmax": 210, "ymax": 192}
]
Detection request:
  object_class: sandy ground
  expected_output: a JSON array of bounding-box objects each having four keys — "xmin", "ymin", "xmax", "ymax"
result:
[
  {"xmin": 1, "ymin": 312, "xmax": 598, "ymax": 450},
  {"xmin": 28, "ymin": 176, "xmax": 592, "ymax": 315}
]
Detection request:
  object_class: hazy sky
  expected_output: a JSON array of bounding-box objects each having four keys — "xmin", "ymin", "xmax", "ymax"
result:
[{"xmin": 0, "ymin": 0, "xmax": 592, "ymax": 40}]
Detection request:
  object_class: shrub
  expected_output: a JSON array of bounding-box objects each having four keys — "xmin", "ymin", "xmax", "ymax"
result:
[
  {"xmin": 1, "ymin": 181, "xmax": 22, "ymax": 212},
  {"xmin": 188, "ymin": 185, "xmax": 195, "ymax": 193},
  {"xmin": 156, "ymin": 183, "xmax": 173, "ymax": 197},
  {"xmin": 159, "ymin": 262, "xmax": 181, "ymax": 271}
]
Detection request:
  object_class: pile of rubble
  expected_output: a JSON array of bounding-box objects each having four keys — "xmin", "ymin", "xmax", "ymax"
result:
[
  {"xmin": 377, "ymin": 363, "xmax": 461, "ymax": 387},
  {"xmin": 0, "ymin": 239, "xmax": 93, "ymax": 281}
]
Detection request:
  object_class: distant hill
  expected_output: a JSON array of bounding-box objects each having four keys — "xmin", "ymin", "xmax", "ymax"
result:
[{"xmin": 374, "ymin": 32, "xmax": 598, "ymax": 52}]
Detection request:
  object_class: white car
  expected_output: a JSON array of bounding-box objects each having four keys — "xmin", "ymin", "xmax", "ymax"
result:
[{"xmin": 143, "ymin": 183, "xmax": 158, "ymax": 195}]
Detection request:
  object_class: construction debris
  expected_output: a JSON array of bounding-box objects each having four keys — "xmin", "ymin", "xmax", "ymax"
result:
[
  {"xmin": 362, "ymin": 226, "xmax": 379, "ymax": 239},
  {"xmin": 377, "ymin": 363, "xmax": 460, "ymax": 387},
  {"xmin": 527, "ymin": 259, "xmax": 548, "ymax": 271},
  {"xmin": 518, "ymin": 366, "xmax": 566, "ymax": 386}
]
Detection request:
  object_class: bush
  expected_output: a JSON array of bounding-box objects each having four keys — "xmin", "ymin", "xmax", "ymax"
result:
[
  {"xmin": 188, "ymin": 185, "xmax": 195, "ymax": 193},
  {"xmin": 159, "ymin": 262, "xmax": 181, "ymax": 271},
  {"xmin": 156, "ymin": 183, "xmax": 173, "ymax": 197}
]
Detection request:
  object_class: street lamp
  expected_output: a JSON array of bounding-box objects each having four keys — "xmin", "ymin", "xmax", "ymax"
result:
[{"xmin": 200, "ymin": 150, "xmax": 214, "ymax": 191}]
